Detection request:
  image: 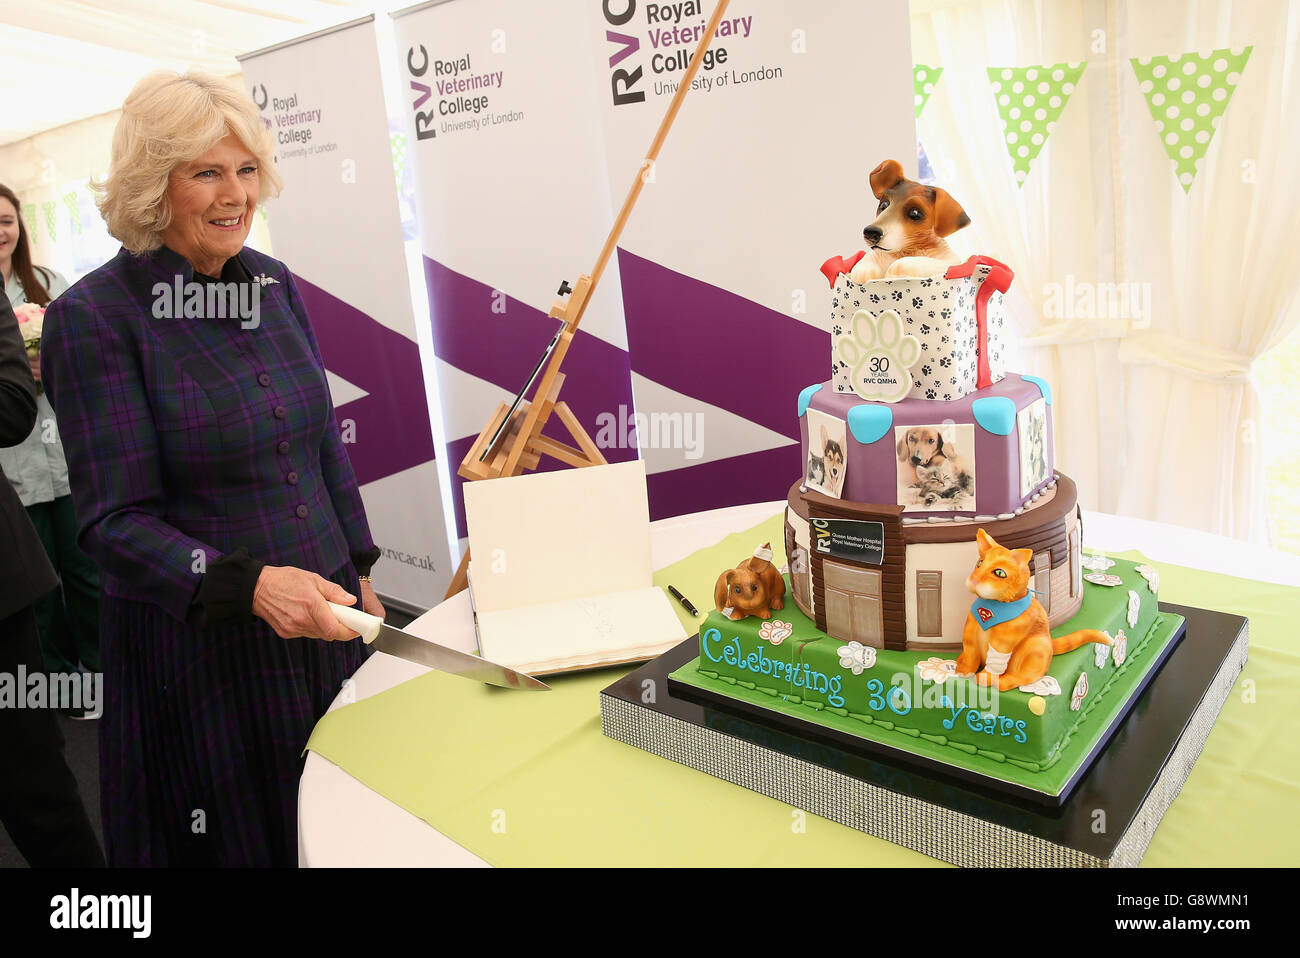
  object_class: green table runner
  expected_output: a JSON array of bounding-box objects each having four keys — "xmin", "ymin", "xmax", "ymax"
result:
[{"xmin": 305, "ymin": 515, "xmax": 1300, "ymax": 866}]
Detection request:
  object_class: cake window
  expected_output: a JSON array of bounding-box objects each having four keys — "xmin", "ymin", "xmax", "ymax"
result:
[
  {"xmin": 1068, "ymin": 528, "xmax": 1081, "ymax": 597},
  {"xmin": 1033, "ymin": 553, "xmax": 1052, "ymax": 614},
  {"xmin": 916, "ymin": 571, "xmax": 942, "ymax": 636}
]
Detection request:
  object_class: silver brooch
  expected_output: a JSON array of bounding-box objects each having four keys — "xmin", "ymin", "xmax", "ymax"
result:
[{"xmin": 251, "ymin": 273, "xmax": 280, "ymax": 287}]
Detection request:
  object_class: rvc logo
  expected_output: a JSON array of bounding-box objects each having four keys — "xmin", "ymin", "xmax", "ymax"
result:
[
  {"xmin": 250, "ymin": 84, "xmax": 271, "ymax": 130},
  {"xmin": 603, "ymin": 0, "xmax": 645, "ymax": 106},
  {"xmin": 405, "ymin": 46, "xmax": 437, "ymax": 140}
]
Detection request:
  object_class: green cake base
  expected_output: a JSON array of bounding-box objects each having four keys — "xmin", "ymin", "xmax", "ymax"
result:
[{"xmin": 669, "ymin": 557, "xmax": 1185, "ymax": 798}]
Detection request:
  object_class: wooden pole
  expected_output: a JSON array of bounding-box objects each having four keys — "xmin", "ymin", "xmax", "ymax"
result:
[
  {"xmin": 578, "ymin": 0, "xmax": 733, "ymax": 324},
  {"xmin": 445, "ymin": 1, "xmax": 733, "ymax": 601}
]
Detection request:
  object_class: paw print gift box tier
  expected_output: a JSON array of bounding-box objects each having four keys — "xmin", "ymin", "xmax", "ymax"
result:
[
  {"xmin": 797, "ymin": 371, "xmax": 1055, "ymax": 518},
  {"xmin": 825, "ymin": 256, "xmax": 1012, "ymax": 402}
]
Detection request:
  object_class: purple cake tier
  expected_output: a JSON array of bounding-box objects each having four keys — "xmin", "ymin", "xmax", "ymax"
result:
[{"xmin": 798, "ymin": 371, "xmax": 1054, "ymax": 518}]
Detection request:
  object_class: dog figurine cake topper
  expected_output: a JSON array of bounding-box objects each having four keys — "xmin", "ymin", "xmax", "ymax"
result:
[
  {"xmin": 714, "ymin": 542, "xmax": 787, "ymax": 621},
  {"xmin": 955, "ymin": 529, "xmax": 1111, "ymax": 691},
  {"xmin": 848, "ymin": 158, "xmax": 971, "ymax": 282}
]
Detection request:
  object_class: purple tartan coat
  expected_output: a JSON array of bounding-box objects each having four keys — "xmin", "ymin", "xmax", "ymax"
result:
[{"xmin": 41, "ymin": 245, "xmax": 375, "ymax": 866}]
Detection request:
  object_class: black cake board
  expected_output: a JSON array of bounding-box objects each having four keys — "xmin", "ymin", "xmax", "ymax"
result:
[{"xmin": 599, "ymin": 603, "xmax": 1247, "ymax": 868}]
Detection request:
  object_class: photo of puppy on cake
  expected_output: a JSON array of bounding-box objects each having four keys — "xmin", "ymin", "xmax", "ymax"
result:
[
  {"xmin": 804, "ymin": 408, "xmax": 847, "ymax": 499},
  {"xmin": 896, "ymin": 424, "xmax": 976, "ymax": 510},
  {"xmin": 848, "ymin": 158, "xmax": 971, "ymax": 281}
]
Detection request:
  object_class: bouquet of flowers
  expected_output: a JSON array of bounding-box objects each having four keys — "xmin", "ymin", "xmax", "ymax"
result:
[{"xmin": 14, "ymin": 303, "xmax": 45, "ymax": 392}]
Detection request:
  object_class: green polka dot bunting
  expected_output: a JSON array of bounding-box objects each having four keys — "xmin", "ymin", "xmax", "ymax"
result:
[
  {"xmin": 391, "ymin": 132, "xmax": 407, "ymax": 190},
  {"xmin": 63, "ymin": 191, "xmax": 81, "ymax": 235},
  {"xmin": 1131, "ymin": 47, "xmax": 1252, "ymax": 193},
  {"xmin": 42, "ymin": 201, "xmax": 58, "ymax": 243},
  {"xmin": 22, "ymin": 203, "xmax": 37, "ymax": 240},
  {"xmin": 914, "ymin": 64, "xmax": 942, "ymax": 118},
  {"xmin": 987, "ymin": 62, "xmax": 1087, "ymax": 186}
]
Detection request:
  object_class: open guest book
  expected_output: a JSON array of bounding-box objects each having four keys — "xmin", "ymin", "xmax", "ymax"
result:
[{"xmin": 463, "ymin": 460, "xmax": 687, "ymax": 675}]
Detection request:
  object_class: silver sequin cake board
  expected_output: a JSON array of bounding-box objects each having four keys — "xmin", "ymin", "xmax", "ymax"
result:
[{"xmin": 599, "ymin": 603, "xmax": 1246, "ymax": 867}]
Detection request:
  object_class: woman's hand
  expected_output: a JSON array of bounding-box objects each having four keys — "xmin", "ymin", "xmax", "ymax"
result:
[
  {"xmin": 252, "ymin": 565, "xmax": 359, "ymax": 641},
  {"xmin": 359, "ymin": 579, "xmax": 386, "ymax": 620},
  {"xmin": 28, "ymin": 352, "xmax": 40, "ymax": 385}
]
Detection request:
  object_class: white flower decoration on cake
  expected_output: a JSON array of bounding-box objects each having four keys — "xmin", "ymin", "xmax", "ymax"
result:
[
  {"xmin": 1095, "ymin": 640, "xmax": 1112, "ymax": 669},
  {"xmin": 1084, "ymin": 573, "xmax": 1123, "ymax": 588},
  {"xmin": 1018, "ymin": 675, "xmax": 1062, "ymax": 695},
  {"xmin": 1112, "ymin": 629, "xmax": 1128, "ymax": 666},
  {"xmin": 1127, "ymin": 590, "xmax": 1141, "ymax": 628},
  {"xmin": 759, "ymin": 620, "xmax": 793, "ymax": 646},
  {"xmin": 917, "ymin": 656, "xmax": 957, "ymax": 683},
  {"xmin": 1134, "ymin": 564, "xmax": 1160, "ymax": 593},
  {"xmin": 1070, "ymin": 672, "xmax": 1089, "ymax": 712},
  {"xmin": 838, "ymin": 642, "xmax": 877, "ymax": 675},
  {"xmin": 1081, "ymin": 554, "xmax": 1115, "ymax": 572}
]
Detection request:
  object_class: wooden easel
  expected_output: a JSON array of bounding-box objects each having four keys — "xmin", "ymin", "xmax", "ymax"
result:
[{"xmin": 443, "ymin": 0, "xmax": 733, "ymax": 599}]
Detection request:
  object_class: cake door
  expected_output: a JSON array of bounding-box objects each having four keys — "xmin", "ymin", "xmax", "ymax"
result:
[{"xmin": 823, "ymin": 561, "xmax": 884, "ymax": 648}]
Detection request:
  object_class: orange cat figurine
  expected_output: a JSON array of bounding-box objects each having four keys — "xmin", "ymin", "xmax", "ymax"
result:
[{"xmin": 955, "ymin": 529, "xmax": 1111, "ymax": 691}]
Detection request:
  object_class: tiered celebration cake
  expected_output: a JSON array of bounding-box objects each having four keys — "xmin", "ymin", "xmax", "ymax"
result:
[{"xmin": 670, "ymin": 209, "xmax": 1184, "ymax": 799}]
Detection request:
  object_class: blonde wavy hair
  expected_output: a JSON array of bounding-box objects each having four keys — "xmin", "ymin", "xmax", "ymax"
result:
[{"xmin": 95, "ymin": 71, "xmax": 282, "ymax": 253}]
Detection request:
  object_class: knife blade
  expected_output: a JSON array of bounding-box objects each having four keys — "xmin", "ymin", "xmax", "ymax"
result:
[{"xmin": 327, "ymin": 602, "xmax": 550, "ymax": 691}]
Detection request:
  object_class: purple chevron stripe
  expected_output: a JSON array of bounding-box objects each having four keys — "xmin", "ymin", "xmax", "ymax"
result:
[
  {"xmin": 614, "ymin": 248, "xmax": 826, "ymax": 518},
  {"xmin": 422, "ymin": 256, "xmax": 637, "ymax": 538},
  {"xmin": 616, "ymin": 248, "xmax": 828, "ymax": 440},
  {"xmin": 646, "ymin": 445, "xmax": 802, "ymax": 523},
  {"xmin": 293, "ymin": 274, "xmax": 436, "ymax": 487}
]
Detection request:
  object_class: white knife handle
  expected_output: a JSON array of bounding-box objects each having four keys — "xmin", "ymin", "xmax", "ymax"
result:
[{"xmin": 327, "ymin": 601, "xmax": 382, "ymax": 643}]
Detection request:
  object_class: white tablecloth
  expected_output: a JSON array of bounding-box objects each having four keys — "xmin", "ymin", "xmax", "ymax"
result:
[{"xmin": 298, "ymin": 503, "xmax": 1300, "ymax": 866}]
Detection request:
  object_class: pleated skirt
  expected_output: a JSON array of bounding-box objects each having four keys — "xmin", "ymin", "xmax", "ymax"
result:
[{"xmin": 98, "ymin": 566, "xmax": 365, "ymax": 866}]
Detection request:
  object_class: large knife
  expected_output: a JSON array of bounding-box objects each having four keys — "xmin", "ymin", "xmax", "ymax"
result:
[{"xmin": 327, "ymin": 602, "xmax": 550, "ymax": 691}]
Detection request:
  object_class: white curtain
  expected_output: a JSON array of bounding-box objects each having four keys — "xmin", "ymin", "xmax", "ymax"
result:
[{"xmin": 911, "ymin": 0, "xmax": 1300, "ymax": 542}]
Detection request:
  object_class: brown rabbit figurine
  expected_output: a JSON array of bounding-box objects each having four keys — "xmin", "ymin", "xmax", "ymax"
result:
[{"xmin": 714, "ymin": 542, "xmax": 786, "ymax": 621}]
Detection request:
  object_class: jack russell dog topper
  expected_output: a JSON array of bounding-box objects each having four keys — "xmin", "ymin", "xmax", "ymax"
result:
[{"xmin": 820, "ymin": 160, "xmax": 1014, "ymax": 404}]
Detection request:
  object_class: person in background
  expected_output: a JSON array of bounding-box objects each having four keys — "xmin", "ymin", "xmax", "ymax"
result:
[
  {"xmin": 0, "ymin": 184, "xmax": 101, "ymax": 706},
  {"xmin": 40, "ymin": 71, "xmax": 384, "ymax": 866},
  {"xmin": 0, "ymin": 284, "xmax": 104, "ymax": 867}
]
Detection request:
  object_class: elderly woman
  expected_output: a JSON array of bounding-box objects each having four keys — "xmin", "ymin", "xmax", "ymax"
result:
[{"xmin": 41, "ymin": 71, "xmax": 384, "ymax": 866}]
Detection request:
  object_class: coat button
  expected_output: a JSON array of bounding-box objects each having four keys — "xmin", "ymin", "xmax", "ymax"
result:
[
  {"xmin": 287, "ymin": 471, "xmax": 299, "ymax": 485},
  {"xmin": 277, "ymin": 441, "xmax": 289, "ymax": 454},
  {"xmin": 295, "ymin": 505, "xmax": 309, "ymax": 519},
  {"xmin": 258, "ymin": 373, "xmax": 271, "ymax": 387},
  {"xmin": 274, "ymin": 405, "xmax": 287, "ymax": 419}
]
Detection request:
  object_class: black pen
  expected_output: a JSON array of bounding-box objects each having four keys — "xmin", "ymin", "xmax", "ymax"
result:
[{"xmin": 667, "ymin": 585, "xmax": 700, "ymax": 617}]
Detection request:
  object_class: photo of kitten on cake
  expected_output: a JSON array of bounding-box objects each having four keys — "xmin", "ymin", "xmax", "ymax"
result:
[
  {"xmin": 805, "ymin": 410, "xmax": 847, "ymax": 498},
  {"xmin": 896, "ymin": 423, "xmax": 976, "ymax": 510},
  {"xmin": 1018, "ymin": 398, "xmax": 1050, "ymax": 496}
]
